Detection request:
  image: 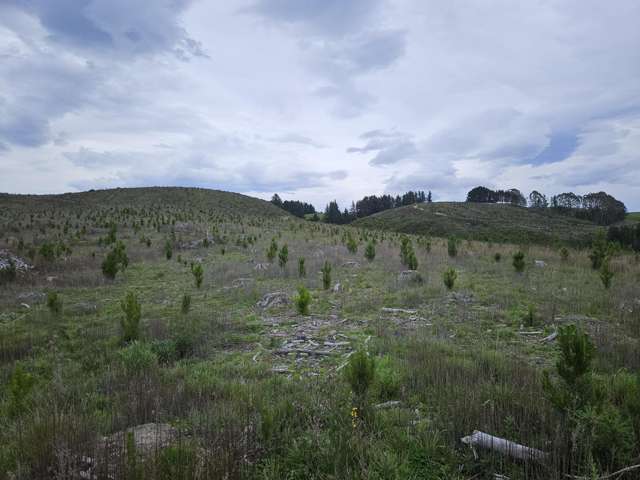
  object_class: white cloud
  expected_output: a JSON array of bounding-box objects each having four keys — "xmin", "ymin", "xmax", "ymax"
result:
[{"xmin": 1, "ymin": 0, "xmax": 639, "ymax": 210}]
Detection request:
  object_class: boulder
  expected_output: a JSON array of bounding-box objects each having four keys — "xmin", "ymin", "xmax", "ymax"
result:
[
  {"xmin": 257, "ymin": 292, "xmax": 290, "ymax": 309},
  {"xmin": 397, "ymin": 270, "xmax": 423, "ymax": 285},
  {"xmin": 16, "ymin": 291, "xmax": 46, "ymax": 305},
  {"xmin": 70, "ymin": 302, "xmax": 99, "ymax": 316},
  {"xmin": 534, "ymin": 260, "xmax": 546, "ymax": 268},
  {"xmin": 231, "ymin": 277, "xmax": 254, "ymax": 288},
  {"xmin": 342, "ymin": 261, "xmax": 359, "ymax": 268},
  {"xmin": 0, "ymin": 250, "xmax": 31, "ymax": 272},
  {"xmin": 332, "ymin": 283, "xmax": 342, "ymax": 293}
]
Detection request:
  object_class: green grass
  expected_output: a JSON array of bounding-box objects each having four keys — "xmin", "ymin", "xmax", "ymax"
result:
[
  {"xmin": 0, "ymin": 188, "xmax": 639, "ymax": 479},
  {"xmin": 626, "ymin": 212, "xmax": 640, "ymax": 222},
  {"xmin": 353, "ymin": 201, "xmax": 602, "ymax": 246}
]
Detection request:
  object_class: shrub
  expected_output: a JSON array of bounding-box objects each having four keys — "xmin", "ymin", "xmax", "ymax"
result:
[
  {"xmin": 181, "ymin": 293, "xmax": 191, "ymax": 314},
  {"xmin": 267, "ymin": 238, "xmax": 278, "ymax": 263},
  {"xmin": 298, "ymin": 257, "xmax": 306, "ymax": 278},
  {"xmin": 373, "ymin": 355, "xmax": 401, "ymax": 401},
  {"xmin": 119, "ymin": 341, "xmax": 157, "ymax": 375},
  {"xmin": 346, "ymin": 234, "xmax": 358, "ymax": 254},
  {"xmin": 345, "ymin": 350, "xmax": 376, "ymax": 399},
  {"xmin": 38, "ymin": 242, "xmax": 56, "ymax": 262},
  {"xmin": 599, "ymin": 259, "xmax": 614, "ymax": 289},
  {"xmin": 120, "ymin": 291, "xmax": 141, "ymax": 342},
  {"xmin": 278, "ymin": 244, "xmax": 288, "ymax": 269},
  {"xmin": 523, "ymin": 304, "xmax": 537, "ymax": 327},
  {"xmin": 560, "ymin": 247, "xmax": 569, "ymax": 261},
  {"xmin": 493, "ymin": 252, "xmax": 501, "ymax": 262},
  {"xmin": 543, "ymin": 324, "xmax": 595, "ymax": 411},
  {"xmin": 192, "ymin": 263, "xmax": 203, "ymax": 288},
  {"xmin": 573, "ymin": 403, "xmax": 635, "ymax": 471},
  {"xmin": 512, "ymin": 251, "xmax": 526, "ymax": 272},
  {"xmin": 443, "ymin": 268, "xmax": 457, "ymax": 290},
  {"xmin": 589, "ymin": 231, "xmax": 612, "ymax": 270},
  {"xmin": 102, "ymin": 241, "xmax": 128, "ymax": 279},
  {"xmin": 364, "ymin": 241, "xmax": 376, "ymax": 261},
  {"xmin": 7, "ymin": 364, "xmax": 36, "ymax": 418},
  {"xmin": 447, "ymin": 236, "xmax": 458, "ymax": 257},
  {"xmin": 164, "ymin": 239, "xmax": 173, "ymax": 260},
  {"xmin": 321, "ymin": 261, "xmax": 332, "ymax": 290},
  {"xmin": 400, "ymin": 236, "xmax": 416, "ymax": 266},
  {"xmin": 407, "ymin": 251, "xmax": 418, "ymax": 270},
  {"xmin": 294, "ymin": 286, "xmax": 311, "ymax": 315},
  {"xmin": 46, "ymin": 291, "xmax": 62, "ymax": 315}
]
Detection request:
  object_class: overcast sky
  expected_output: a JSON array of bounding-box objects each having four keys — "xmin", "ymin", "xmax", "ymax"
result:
[{"xmin": 1, "ymin": 0, "xmax": 639, "ymax": 210}]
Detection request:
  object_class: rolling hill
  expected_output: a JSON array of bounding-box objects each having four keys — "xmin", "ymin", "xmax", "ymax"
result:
[
  {"xmin": 353, "ymin": 201, "xmax": 603, "ymax": 245},
  {"xmin": 0, "ymin": 187, "xmax": 288, "ymax": 219}
]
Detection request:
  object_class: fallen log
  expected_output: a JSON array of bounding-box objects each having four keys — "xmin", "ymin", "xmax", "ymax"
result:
[
  {"xmin": 381, "ymin": 307, "xmax": 417, "ymax": 314},
  {"xmin": 274, "ymin": 348, "xmax": 333, "ymax": 356},
  {"xmin": 541, "ymin": 331, "xmax": 558, "ymax": 343},
  {"xmin": 461, "ymin": 430, "xmax": 548, "ymax": 462}
]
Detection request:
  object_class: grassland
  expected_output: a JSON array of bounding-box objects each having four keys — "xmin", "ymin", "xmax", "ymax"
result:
[
  {"xmin": 627, "ymin": 212, "xmax": 640, "ymax": 222},
  {"xmin": 352, "ymin": 201, "xmax": 603, "ymax": 246},
  {"xmin": 1, "ymin": 188, "xmax": 639, "ymax": 479}
]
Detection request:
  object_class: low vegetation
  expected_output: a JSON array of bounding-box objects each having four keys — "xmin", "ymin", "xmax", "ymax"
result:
[{"xmin": 0, "ymin": 187, "xmax": 639, "ymax": 479}]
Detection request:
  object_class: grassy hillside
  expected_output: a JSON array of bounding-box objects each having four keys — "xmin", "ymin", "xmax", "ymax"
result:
[
  {"xmin": 353, "ymin": 201, "xmax": 602, "ymax": 245},
  {"xmin": 0, "ymin": 187, "xmax": 287, "ymax": 219},
  {"xmin": 1, "ymin": 188, "xmax": 639, "ymax": 479},
  {"xmin": 627, "ymin": 212, "xmax": 640, "ymax": 222}
]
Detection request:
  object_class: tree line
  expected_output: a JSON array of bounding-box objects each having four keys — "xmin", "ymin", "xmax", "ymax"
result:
[
  {"xmin": 271, "ymin": 190, "xmax": 432, "ymax": 224},
  {"xmin": 466, "ymin": 186, "xmax": 627, "ymax": 225},
  {"xmin": 270, "ymin": 194, "xmax": 316, "ymax": 218},
  {"xmin": 324, "ymin": 190, "xmax": 432, "ymax": 224}
]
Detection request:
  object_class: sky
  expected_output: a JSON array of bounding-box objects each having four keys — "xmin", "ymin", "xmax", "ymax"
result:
[{"xmin": 1, "ymin": 0, "xmax": 640, "ymax": 210}]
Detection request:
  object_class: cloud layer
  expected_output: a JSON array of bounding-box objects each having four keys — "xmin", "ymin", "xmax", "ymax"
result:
[{"xmin": 1, "ymin": 0, "xmax": 639, "ymax": 209}]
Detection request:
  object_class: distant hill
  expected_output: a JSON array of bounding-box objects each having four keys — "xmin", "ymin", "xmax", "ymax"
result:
[
  {"xmin": 0, "ymin": 187, "xmax": 288, "ymax": 219},
  {"xmin": 626, "ymin": 212, "xmax": 640, "ymax": 223},
  {"xmin": 353, "ymin": 201, "xmax": 602, "ymax": 245}
]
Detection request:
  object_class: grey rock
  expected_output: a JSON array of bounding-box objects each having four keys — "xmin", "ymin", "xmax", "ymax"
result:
[
  {"xmin": 257, "ymin": 292, "xmax": 290, "ymax": 309},
  {"xmin": 398, "ymin": 270, "xmax": 423, "ymax": 285}
]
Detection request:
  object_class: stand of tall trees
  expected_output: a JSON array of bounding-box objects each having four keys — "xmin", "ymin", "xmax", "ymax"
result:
[
  {"xmin": 354, "ymin": 190, "xmax": 430, "ymax": 219},
  {"xmin": 323, "ymin": 190, "xmax": 432, "ymax": 224},
  {"xmin": 271, "ymin": 194, "xmax": 316, "ymax": 218},
  {"xmin": 466, "ymin": 187, "xmax": 627, "ymax": 226},
  {"xmin": 466, "ymin": 186, "xmax": 527, "ymax": 206}
]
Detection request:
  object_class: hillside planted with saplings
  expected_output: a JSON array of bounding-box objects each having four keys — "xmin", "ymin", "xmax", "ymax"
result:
[
  {"xmin": 1, "ymin": 187, "xmax": 640, "ymax": 480},
  {"xmin": 353, "ymin": 201, "xmax": 602, "ymax": 246}
]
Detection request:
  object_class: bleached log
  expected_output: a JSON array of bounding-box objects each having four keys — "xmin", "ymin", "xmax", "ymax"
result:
[
  {"xmin": 541, "ymin": 331, "xmax": 558, "ymax": 343},
  {"xmin": 381, "ymin": 307, "xmax": 417, "ymax": 314},
  {"xmin": 461, "ymin": 430, "xmax": 548, "ymax": 462},
  {"xmin": 374, "ymin": 400, "xmax": 402, "ymax": 409},
  {"xmin": 275, "ymin": 348, "xmax": 333, "ymax": 356}
]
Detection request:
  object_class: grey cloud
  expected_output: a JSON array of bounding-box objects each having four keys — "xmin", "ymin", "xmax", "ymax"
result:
[
  {"xmin": 11, "ymin": 0, "xmax": 202, "ymax": 61},
  {"xmin": 348, "ymin": 130, "xmax": 418, "ymax": 165},
  {"xmin": 246, "ymin": 0, "xmax": 381, "ymax": 36},
  {"xmin": 269, "ymin": 133, "xmax": 325, "ymax": 148}
]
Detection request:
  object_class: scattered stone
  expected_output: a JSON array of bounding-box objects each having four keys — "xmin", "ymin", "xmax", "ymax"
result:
[
  {"xmin": 397, "ymin": 270, "xmax": 423, "ymax": 285},
  {"xmin": 0, "ymin": 250, "xmax": 31, "ymax": 272},
  {"xmin": 232, "ymin": 277, "xmax": 254, "ymax": 288},
  {"xmin": 271, "ymin": 366, "xmax": 290, "ymax": 374},
  {"xmin": 70, "ymin": 302, "xmax": 99, "ymax": 316},
  {"xmin": 16, "ymin": 291, "xmax": 46, "ymax": 304},
  {"xmin": 257, "ymin": 292, "xmax": 289, "ymax": 309},
  {"xmin": 375, "ymin": 400, "xmax": 402, "ymax": 410},
  {"xmin": 100, "ymin": 423, "xmax": 178, "ymax": 456},
  {"xmin": 254, "ymin": 263, "xmax": 269, "ymax": 271}
]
